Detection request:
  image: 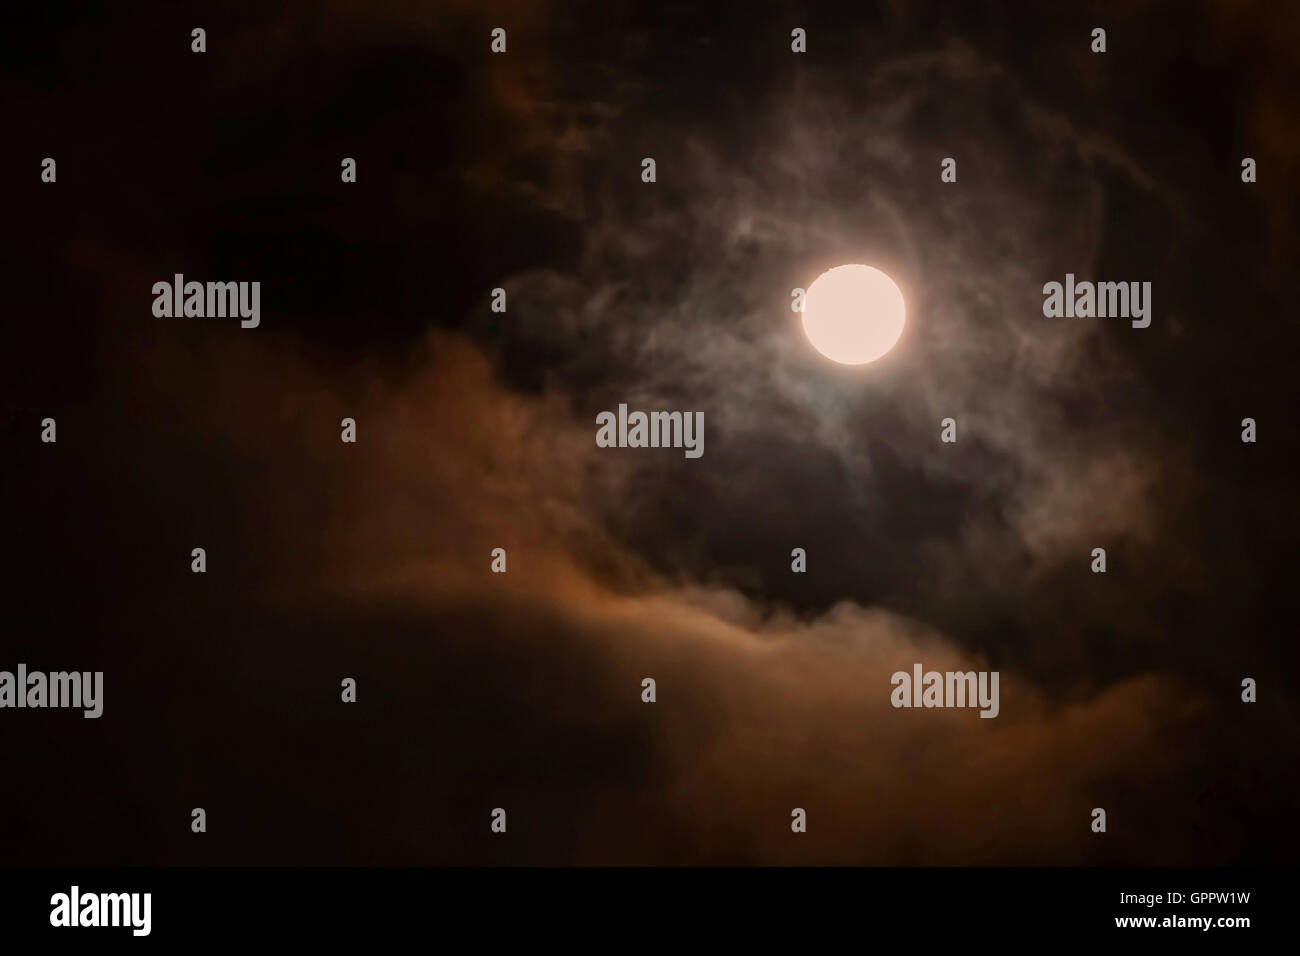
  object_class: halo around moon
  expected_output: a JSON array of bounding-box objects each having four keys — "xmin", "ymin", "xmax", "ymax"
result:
[{"xmin": 801, "ymin": 264, "xmax": 906, "ymax": 365}]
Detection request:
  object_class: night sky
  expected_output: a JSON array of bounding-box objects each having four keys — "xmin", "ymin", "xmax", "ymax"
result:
[{"xmin": 4, "ymin": 0, "xmax": 1299, "ymax": 865}]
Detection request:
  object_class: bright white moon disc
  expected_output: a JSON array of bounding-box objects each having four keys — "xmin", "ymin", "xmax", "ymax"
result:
[{"xmin": 801, "ymin": 264, "xmax": 906, "ymax": 365}]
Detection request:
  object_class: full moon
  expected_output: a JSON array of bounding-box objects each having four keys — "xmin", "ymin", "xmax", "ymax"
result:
[{"xmin": 801, "ymin": 264, "xmax": 906, "ymax": 365}]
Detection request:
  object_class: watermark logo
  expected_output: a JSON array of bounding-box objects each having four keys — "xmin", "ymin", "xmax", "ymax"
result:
[
  {"xmin": 890, "ymin": 663, "xmax": 1000, "ymax": 718},
  {"xmin": 50, "ymin": 886, "xmax": 150, "ymax": 936},
  {"xmin": 1042, "ymin": 274, "xmax": 1151, "ymax": 328},
  {"xmin": 596, "ymin": 404, "xmax": 704, "ymax": 459},
  {"xmin": 152, "ymin": 274, "xmax": 260, "ymax": 328},
  {"xmin": 0, "ymin": 664, "xmax": 102, "ymax": 718}
]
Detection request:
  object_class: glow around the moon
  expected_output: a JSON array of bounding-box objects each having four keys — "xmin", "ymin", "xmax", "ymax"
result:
[{"xmin": 801, "ymin": 264, "xmax": 906, "ymax": 365}]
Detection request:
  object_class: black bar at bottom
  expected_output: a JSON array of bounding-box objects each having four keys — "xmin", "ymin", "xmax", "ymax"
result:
[{"xmin": 0, "ymin": 866, "xmax": 1283, "ymax": 943}]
